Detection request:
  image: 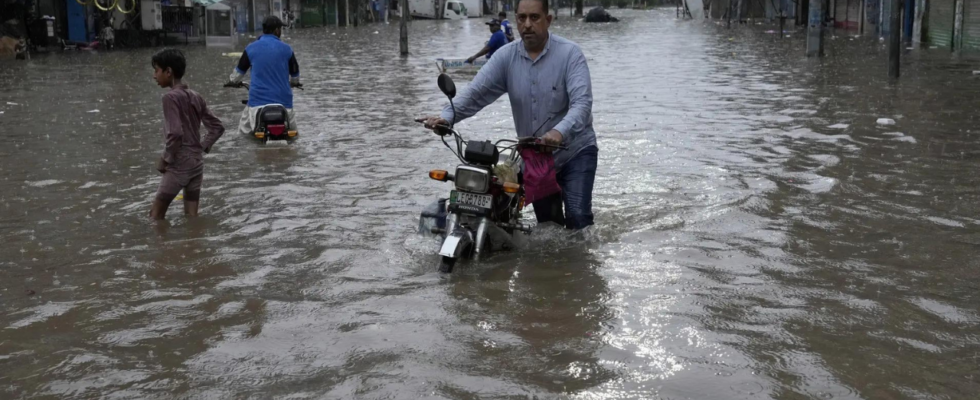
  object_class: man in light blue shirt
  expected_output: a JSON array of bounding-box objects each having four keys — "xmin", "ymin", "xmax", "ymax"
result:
[{"xmin": 421, "ymin": 0, "xmax": 598, "ymax": 230}]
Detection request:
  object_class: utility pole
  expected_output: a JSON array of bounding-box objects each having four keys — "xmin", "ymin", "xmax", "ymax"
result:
[
  {"xmin": 889, "ymin": 0, "xmax": 900, "ymax": 78},
  {"xmin": 400, "ymin": 0, "xmax": 408, "ymax": 56},
  {"xmin": 859, "ymin": 0, "xmax": 865, "ymax": 34},
  {"xmin": 779, "ymin": 0, "xmax": 785, "ymax": 38},
  {"xmin": 806, "ymin": 0, "xmax": 824, "ymax": 57},
  {"xmin": 912, "ymin": 0, "xmax": 925, "ymax": 46},
  {"xmin": 954, "ymin": 0, "xmax": 965, "ymax": 51},
  {"xmin": 726, "ymin": 0, "xmax": 732, "ymax": 28}
]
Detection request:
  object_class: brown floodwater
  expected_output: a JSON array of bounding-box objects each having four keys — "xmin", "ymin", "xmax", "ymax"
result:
[{"xmin": 1, "ymin": 8, "xmax": 979, "ymax": 399}]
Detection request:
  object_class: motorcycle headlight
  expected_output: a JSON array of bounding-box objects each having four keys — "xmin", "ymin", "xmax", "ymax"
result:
[{"xmin": 455, "ymin": 166, "xmax": 490, "ymax": 193}]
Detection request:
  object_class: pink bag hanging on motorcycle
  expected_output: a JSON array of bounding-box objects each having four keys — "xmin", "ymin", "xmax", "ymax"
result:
[{"xmin": 520, "ymin": 148, "xmax": 562, "ymax": 206}]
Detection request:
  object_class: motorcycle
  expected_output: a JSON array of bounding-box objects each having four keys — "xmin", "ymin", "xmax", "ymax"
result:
[
  {"xmin": 224, "ymin": 81, "xmax": 301, "ymax": 144},
  {"xmin": 417, "ymin": 74, "xmax": 565, "ymax": 273}
]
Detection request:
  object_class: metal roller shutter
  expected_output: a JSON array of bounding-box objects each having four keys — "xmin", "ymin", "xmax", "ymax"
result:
[
  {"xmin": 964, "ymin": 0, "xmax": 980, "ymax": 50},
  {"xmin": 928, "ymin": 0, "xmax": 955, "ymax": 47},
  {"xmin": 301, "ymin": 0, "xmax": 322, "ymax": 26}
]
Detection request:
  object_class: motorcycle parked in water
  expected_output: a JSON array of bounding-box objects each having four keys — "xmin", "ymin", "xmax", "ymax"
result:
[
  {"xmin": 224, "ymin": 81, "xmax": 301, "ymax": 144},
  {"xmin": 417, "ymin": 74, "xmax": 565, "ymax": 273}
]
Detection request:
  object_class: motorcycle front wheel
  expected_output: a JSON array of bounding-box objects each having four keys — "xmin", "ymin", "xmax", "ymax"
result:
[{"xmin": 439, "ymin": 256, "xmax": 456, "ymax": 274}]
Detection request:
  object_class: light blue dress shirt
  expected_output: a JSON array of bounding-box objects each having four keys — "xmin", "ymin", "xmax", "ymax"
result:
[{"xmin": 441, "ymin": 33, "xmax": 597, "ymax": 168}]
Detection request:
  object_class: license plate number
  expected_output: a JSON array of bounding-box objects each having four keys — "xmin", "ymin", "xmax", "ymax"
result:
[{"xmin": 452, "ymin": 191, "xmax": 492, "ymax": 209}]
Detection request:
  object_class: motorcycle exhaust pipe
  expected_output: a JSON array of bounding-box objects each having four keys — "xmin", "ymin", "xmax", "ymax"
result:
[{"xmin": 496, "ymin": 222, "xmax": 533, "ymax": 234}]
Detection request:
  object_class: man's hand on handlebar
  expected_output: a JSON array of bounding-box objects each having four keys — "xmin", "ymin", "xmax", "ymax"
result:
[
  {"xmin": 416, "ymin": 116, "xmax": 452, "ymax": 136},
  {"xmin": 541, "ymin": 130, "xmax": 564, "ymax": 152},
  {"xmin": 223, "ymin": 81, "xmax": 246, "ymax": 88},
  {"xmin": 518, "ymin": 132, "xmax": 566, "ymax": 153}
]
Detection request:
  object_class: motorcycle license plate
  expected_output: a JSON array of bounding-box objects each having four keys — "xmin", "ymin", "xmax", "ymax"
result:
[{"xmin": 451, "ymin": 191, "xmax": 492, "ymax": 209}]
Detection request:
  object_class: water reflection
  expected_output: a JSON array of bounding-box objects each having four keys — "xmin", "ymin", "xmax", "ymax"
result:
[{"xmin": 446, "ymin": 240, "xmax": 616, "ymax": 395}]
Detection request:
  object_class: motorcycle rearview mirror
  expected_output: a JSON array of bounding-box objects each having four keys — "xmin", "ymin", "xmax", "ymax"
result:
[
  {"xmin": 437, "ymin": 73, "xmax": 458, "ymax": 129},
  {"xmin": 437, "ymin": 74, "xmax": 456, "ymax": 99}
]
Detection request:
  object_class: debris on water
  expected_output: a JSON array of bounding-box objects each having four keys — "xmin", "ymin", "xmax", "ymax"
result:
[
  {"xmin": 25, "ymin": 289, "xmax": 35, "ymax": 296},
  {"xmin": 88, "ymin": 109, "xmax": 100, "ymax": 113},
  {"xmin": 876, "ymin": 118, "xmax": 896, "ymax": 125},
  {"xmin": 828, "ymin": 123, "xmax": 849, "ymax": 129},
  {"xmin": 7, "ymin": 102, "xmax": 19, "ymax": 105},
  {"xmin": 373, "ymin": 31, "xmax": 379, "ymax": 34},
  {"xmin": 765, "ymin": 30, "xmax": 776, "ymax": 34},
  {"xmin": 973, "ymin": 71, "xmax": 980, "ymax": 75}
]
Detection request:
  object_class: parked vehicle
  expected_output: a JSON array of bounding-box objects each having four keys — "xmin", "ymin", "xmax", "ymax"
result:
[
  {"xmin": 458, "ymin": 0, "xmax": 483, "ymax": 17},
  {"xmin": 409, "ymin": 0, "xmax": 468, "ymax": 19}
]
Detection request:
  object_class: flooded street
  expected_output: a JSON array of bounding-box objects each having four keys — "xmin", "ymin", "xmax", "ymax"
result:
[{"xmin": 3, "ymin": 8, "xmax": 980, "ymax": 398}]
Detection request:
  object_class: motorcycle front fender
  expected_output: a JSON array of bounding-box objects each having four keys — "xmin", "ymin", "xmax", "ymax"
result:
[{"xmin": 439, "ymin": 229, "xmax": 473, "ymax": 259}]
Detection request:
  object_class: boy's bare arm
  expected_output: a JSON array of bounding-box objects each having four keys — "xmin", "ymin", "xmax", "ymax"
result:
[{"xmin": 200, "ymin": 99, "xmax": 225, "ymax": 153}]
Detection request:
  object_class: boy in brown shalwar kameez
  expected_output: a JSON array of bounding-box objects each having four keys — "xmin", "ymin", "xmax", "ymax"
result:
[{"xmin": 150, "ymin": 49, "xmax": 225, "ymax": 220}]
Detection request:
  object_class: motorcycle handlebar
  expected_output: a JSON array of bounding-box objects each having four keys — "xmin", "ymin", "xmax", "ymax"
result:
[
  {"xmin": 414, "ymin": 118, "xmax": 453, "ymax": 136},
  {"xmin": 515, "ymin": 137, "xmax": 568, "ymax": 151},
  {"xmin": 412, "ymin": 119, "xmax": 567, "ymax": 151}
]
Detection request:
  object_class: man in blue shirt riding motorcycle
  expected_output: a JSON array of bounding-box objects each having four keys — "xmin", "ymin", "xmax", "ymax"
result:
[{"xmin": 227, "ymin": 16, "xmax": 301, "ymax": 136}]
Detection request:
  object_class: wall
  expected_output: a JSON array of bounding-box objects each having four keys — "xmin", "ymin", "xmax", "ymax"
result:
[{"xmin": 833, "ymin": 0, "xmax": 862, "ymax": 29}]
